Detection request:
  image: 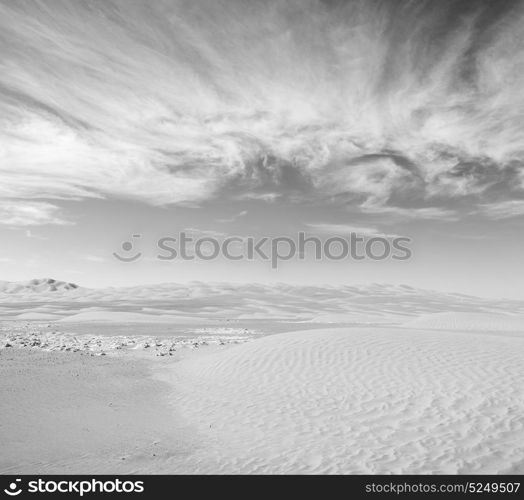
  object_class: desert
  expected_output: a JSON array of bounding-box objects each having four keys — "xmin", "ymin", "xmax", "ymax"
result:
[{"xmin": 1, "ymin": 280, "xmax": 523, "ymax": 474}]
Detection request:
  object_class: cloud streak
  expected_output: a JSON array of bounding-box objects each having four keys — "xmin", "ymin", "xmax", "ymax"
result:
[
  {"xmin": 306, "ymin": 222, "xmax": 382, "ymax": 235},
  {"xmin": 478, "ymin": 200, "xmax": 524, "ymax": 219},
  {"xmin": 1, "ymin": 0, "xmax": 524, "ymax": 220},
  {"xmin": 0, "ymin": 200, "xmax": 70, "ymax": 226}
]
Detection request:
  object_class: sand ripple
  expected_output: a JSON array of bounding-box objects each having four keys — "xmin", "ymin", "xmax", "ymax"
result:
[{"xmin": 167, "ymin": 328, "xmax": 524, "ymax": 474}]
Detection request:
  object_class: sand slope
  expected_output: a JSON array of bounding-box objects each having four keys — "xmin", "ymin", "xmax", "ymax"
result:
[
  {"xmin": 57, "ymin": 311, "xmax": 213, "ymax": 324},
  {"xmin": 166, "ymin": 327, "xmax": 524, "ymax": 474},
  {"xmin": 404, "ymin": 312, "xmax": 524, "ymax": 333}
]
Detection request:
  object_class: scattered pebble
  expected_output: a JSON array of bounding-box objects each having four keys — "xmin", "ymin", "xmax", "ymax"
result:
[{"xmin": 0, "ymin": 322, "xmax": 255, "ymax": 358}]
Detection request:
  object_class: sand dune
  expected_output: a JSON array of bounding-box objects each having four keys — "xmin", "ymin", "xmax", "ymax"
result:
[
  {"xmin": 13, "ymin": 312, "xmax": 63, "ymax": 321},
  {"xmin": 0, "ymin": 278, "xmax": 80, "ymax": 294},
  {"xmin": 165, "ymin": 327, "xmax": 524, "ymax": 474},
  {"xmin": 404, "ymin": 312, "xmax": 524, "ymax": 332},
  {"xmin": 2, "ymin": 318, "xmax": 524, "ymax": 473},
  {"xmin": 2, "ymin": 279, "xmax": 524, "ymax": 325},
  {"xmin": 2, "ymin": 279, "xmax": 524, "ymax": 474},
  {"xmin": 58, "ymin": 311, "xmax": 213, "ymax": 324}
]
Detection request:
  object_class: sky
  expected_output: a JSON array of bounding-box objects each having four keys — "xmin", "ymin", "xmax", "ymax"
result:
[{"xmin": 0, "ymin": 0, "xmax": 524, "ymax": 298}]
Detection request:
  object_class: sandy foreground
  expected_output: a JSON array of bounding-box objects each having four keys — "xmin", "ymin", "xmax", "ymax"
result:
[
  {"xmin": 0, "ymin": 348, "xmax": 197, "ymax": 474},
  {"xmin": 1, "ymin": 318, "xmax": 524, "ymax": 474},
  {"xmin": 0, "ymin": 321, "xmax": 248, "ymax": 474}
]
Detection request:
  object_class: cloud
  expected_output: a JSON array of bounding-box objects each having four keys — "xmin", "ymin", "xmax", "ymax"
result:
[
  {"xmin": 478, "ymin": 200, "xmax": 524, "ymax": 219},
  {"xmin": 305, "ymin": 222, "xmax": 402, "ymax": 239},
  {"xmin": 1, "ymin": 0, "xmax": 524, "ymax": 219},
  {"xmin": 360, "ymin": 205, "xmax": 459, "ymax": 221},
  {"xmin": 0, "ymin": 200, "xmax": 71, "ymax": 226},
  {"xmin": 306, "ymin": 223, "xmax": 381, "ymax": 235},
  {"xmin": 25, "ymin": 229, "xmax": 48, "ymax": 240},
  {"xmin": 217, "ymin": 210, "xmax": 248, "ymax": 223},
  {"xmin": 183, "ymin": 228, "xmax": 228, "ymax": 239}
]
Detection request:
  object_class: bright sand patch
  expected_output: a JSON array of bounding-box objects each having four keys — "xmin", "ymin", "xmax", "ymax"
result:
[
  {"xmin": 403, "ymin": 312, "xmax": 524, "ymax": 333},
  {"xmin": 163, "ymin": 327, "xmax": 524, "ymax": 474},
  {"xmin": 57, "ymin": 311, "xmax": 214, "ymax": 324}
]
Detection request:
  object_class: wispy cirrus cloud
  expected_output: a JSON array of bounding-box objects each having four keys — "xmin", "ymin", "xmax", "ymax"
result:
[
  {"xmin": 478, "ymin": 200, "xmax": 524, "ymax": 219},
  {"xmin": 1, "ymin": 0, "xmax": 524, "ymax": 221},
  {"xmin": 360, "ymin": 205, "xmax": 459, "ymax": 221},
  {"xmin": 305, "ymin": 222, "xmax": 402, "ymax": 239},
  {"xmin": 305, "ymin": 223, "xmax": 382, "ymax": 236},
  {"xmin": 217, "ymin": 210, "xmax": 248, "ymax": 224},
  {"xmin": 0, "ymin": 200, "xmax": 70, "ymax": 226}
]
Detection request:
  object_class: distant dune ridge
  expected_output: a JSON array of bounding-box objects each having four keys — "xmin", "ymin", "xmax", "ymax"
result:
[
  {"xmin": 1, "ymin": 278, "xmax": 524, "ymax": 324},
  {"xmin": 0, "ymin": 278, "xmax": 79, "ymax": 294}
]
